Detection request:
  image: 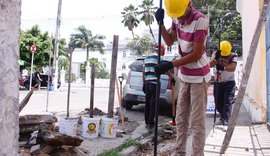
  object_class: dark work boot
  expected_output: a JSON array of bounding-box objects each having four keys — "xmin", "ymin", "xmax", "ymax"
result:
[{"xmin": 216, "ymin": 118, "xmax": 224, "ymax": 125}]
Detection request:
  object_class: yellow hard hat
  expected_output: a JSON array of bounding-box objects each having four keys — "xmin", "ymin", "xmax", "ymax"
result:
[
  {"xmin": 164, "ymin": 0, "xmax": 190, "ymax": 18},
  {"xmin": 220, "ymin": 41, "xmax": 232, "ymax": 56}
]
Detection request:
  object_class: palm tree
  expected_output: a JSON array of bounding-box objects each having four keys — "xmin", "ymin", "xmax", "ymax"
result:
[
  {"xmin": 121, "ymin": 4, "xmax": 140, "ymax": 39},
  {"xmin": 70, "ymin": 25, "xmax": 105, "ymax": 65},
  {"xmin": 127, "ymin": 35, "xmax": 154, "ymax": 56},
  {"xmin": 88, "ymin": 58, "xmax": 107, "ymax": 76},
  {"xmin": 138, "ymin": 0, "xmax": 157, "ymax": 42}
]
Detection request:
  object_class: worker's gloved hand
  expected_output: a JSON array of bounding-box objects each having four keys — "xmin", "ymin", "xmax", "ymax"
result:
[
  {"xmin": 170, "ymin": 78, "xmax": 176, "ymax": 86},
  {"xmin": 142, "ymin": 83, "xmax": 146, "ymax": 94},
  {"xmin": 155, "ymin": 8, "xmax": 164, "ymax": 25},
  {"xmin": 154, "ymin": 61, "xmax": 173, "ymax": 76},
  {"xmin": 216, "ymin": 63, "xmax": 224, "ymax": 71},
  {"xmin": 215, "ymin": 50, "xmax": 221, "ymax": 60}
]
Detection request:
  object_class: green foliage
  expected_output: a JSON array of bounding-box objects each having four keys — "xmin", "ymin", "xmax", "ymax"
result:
[
  {"xmin": 121, "ymin": 0, "xmax": 160, "ymax": 56},
  {"xmin": 116, "ymin": 139, "xmax": 141, "ymax": 151},
  {"xmin": 70, "ymin": 25, "xmax": 106, "ymax": 64},
  {"xmin": 65, "ymin": 72, "xmax": 76, "ymax": 83},
  {"xmin": 122, "ymin": 0, "xmax": 157, "ymax": 41},
  {"xmin": 96, "ymin": 68, "xmax": 110, "ymax": 79},
  {"xmin": 20, "ymin": 25, "xmax": 51, "ymax": 69},
  {"xmin": 138, "ymin": 0, "xmax": 157, "ymax": 26},
  {"xmin": 214, "ymin": 0, "xmax": 236, "ymax": 10},
  {"xmin": 80, "ymin": 64, "xmax": 86, "ymax": 80},
  {"xmin": 98, "ymin": 139, "xmax": 141, "ymax": 156},
  {"xmin": 20, "ymin": 25, "xmax": 67, "ymax": 70},
  {"xmin": 121, "ymin": 0, "xmax": 242, "ymax": 57},
  {"xmin": 192, "ymin": 0, "xmax": 242, "ymax": 56},
  {"xmin": 127, "ymin": 35, "xmax": 155, "ymax": 56},
  {"xmin": 191, "ymin": 0, "xmax": 215, "ymax": 11},
  {"xmin": 121, "ymin": 4, "xmax": 140, "ymax": 39},
  {"xmin": 58, "ymin": 56, "xmax": 68, "ymax": 70},
  {"xmin": 52, "ymin": 37, "xmax": 68, "ymax": 58},
  {"xmin": 219, "ymin": 15, "xmax": 242, "ymax": 55},
  {"xmin": 98, "ymin": 150, "xmax": 121, "ymax": 156},
  {"xmin": 138, "ymin": 0, "xmax": 157, "ymax": 42},
  {"xmin": 89, "ymin": 58, "xmax": 109, "ymax": 79}
]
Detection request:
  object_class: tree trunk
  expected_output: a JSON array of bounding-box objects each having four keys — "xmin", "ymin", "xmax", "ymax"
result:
[
  {"xmin": 131, "ymin": 30, "xmax": 135, "ymax": 39},
  {"xmin": 108, "ymin": 35, "xmax": 119, "ymax": 117},
  {"xmin": 149, "ymin": 25, "xmax": 156, "ymax": 43},
  {"xmin": 0, "ymin": 0, "xmax": 21, "ymax": 155}
]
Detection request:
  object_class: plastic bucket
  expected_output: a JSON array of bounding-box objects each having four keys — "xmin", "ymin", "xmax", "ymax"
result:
[
  {"xmin": 100, "ymin": 116, "xmax": 118, "ymax": 138},
  {"xmin": 82, "ymin": 116, "xmax": 100, "ymax": 139},
  {"xmin": 49, "ymin": 84, "xmax": 54, "ymax": 91},
  {"xmin": 59, "ymin": 117, "xmax": 78, "ymax": 137}
]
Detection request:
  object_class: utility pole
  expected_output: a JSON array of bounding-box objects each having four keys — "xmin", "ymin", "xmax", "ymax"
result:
[{"xmin": 53, "ymin": 0, "xmax": 62, "ymax": 91}]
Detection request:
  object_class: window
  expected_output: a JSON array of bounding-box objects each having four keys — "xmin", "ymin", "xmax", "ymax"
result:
[
  {"xmin": 122, "ymin": 63, "xmax": 126, "ymax": 69},
  {"xmin": 123, "ymin": 51, "xmax": 126, "ymax": 58}
]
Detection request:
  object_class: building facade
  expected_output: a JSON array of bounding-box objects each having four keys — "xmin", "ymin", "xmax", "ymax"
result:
[
  {"xmin": 71, "ymin": 40, "xmax": 137, "ymax": 82},
  {"xmin": 237, "ymin": 0, "xmax": 269, "ymax": 124}
]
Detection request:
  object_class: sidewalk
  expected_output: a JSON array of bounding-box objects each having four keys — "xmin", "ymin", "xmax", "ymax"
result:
[
  {"xmin": 203, "ymin": 104, "xmax": 270, "ymax": 156},
  {"xmin": 120, "ymin": 103, "xmax": 270, "ymax": 156}
]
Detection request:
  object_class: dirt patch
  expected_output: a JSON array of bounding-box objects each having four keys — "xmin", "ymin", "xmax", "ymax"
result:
[{"xmin": 133, "ymin": 124, "xmax": 177, "ymax": 156}]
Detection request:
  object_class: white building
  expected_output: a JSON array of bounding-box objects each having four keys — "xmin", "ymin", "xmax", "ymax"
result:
[{"xmin": 71, "ymin": 40, "xmax": 137, "ymax": 82}]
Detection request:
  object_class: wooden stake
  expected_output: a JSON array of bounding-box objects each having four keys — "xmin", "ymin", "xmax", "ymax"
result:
[
  {"xmin": 19, "ymin": 89, "xmax": 34, "ymax": 113},
  {"xmin": 108, "ymin": 35, "xmax": 119, "ymax": 118}
]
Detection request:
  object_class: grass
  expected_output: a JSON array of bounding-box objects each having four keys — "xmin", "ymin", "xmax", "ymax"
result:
[
  {"xmin": 98, "ymin": 126, "xmax": 159, "ymax": 156},
  {"xmin": 98, "ymin": 139, "xmax": 141, "ymax": 156},
  {"xmin": 98, "ymin": 149, "xmax": 121, "ymax": 156}
]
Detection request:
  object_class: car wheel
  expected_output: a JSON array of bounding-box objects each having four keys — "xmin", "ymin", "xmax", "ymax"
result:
[
  {"xmin": 57, "ymin": 83, "xmax": 61, "ymax": 89},
  {"xmin": 122, "ymin": 100, "xmax": 133, "ymax": 110},
  {"xmin": 24, "ymin": 81, "xmax": 29, "ymax": 90}
]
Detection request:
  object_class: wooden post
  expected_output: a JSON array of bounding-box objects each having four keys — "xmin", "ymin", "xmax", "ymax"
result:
[
  {"xmin": 66, "ymin": 47, "xmax": 73, "ymax": 118},
  {"xmin": 89, "ymin": 65, "xmax": 95, "ymax": 118},
  {"xmin": 220, "ymin": 1, "xmax": 269, "ymax": 153},
  {"xmin": 108, "ymin": 35, "xmax": 119, "ymax": 118}
]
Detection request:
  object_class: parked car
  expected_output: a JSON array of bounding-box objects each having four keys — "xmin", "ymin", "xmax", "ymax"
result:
[
  {"xmin": 19, "ymin": 74, "xmax": 27, "ymax": 87},
  {"xmin": 122, "ymin": 58, "xmax": 180, "ymax": 110},
  {"xmin": 23, "ymin": 74, "xmax": 61, "ymax": 89}
]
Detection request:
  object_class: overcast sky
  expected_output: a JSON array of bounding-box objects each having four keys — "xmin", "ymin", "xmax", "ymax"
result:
[{"xmin": 21, "ymin": 0, "xmax": 172, "ymax": 43}]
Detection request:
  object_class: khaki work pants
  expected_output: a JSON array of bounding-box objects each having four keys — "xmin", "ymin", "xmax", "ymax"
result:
[{"xmin": 173, "ymin": 79, "xmax": 209, "ymax": 156}]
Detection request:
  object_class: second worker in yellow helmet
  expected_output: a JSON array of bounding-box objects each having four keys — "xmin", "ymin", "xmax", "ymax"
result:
[{"xmin": 209, "ymin": 41, "xmax": 238, "ymax": 132}]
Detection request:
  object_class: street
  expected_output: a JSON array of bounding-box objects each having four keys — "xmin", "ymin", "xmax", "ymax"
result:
[
  {"xmin": 19, "ymin": 86, "xmax": 171, "ymax": 121},
  {"xmin": 19, "ymin": 87, "xmax": 120, "ymax": 116}
]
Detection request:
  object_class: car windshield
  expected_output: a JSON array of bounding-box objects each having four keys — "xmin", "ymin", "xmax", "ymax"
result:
[{"xmin": 129, "ymin": 59, "xmax": 144, "ymax": 72}]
